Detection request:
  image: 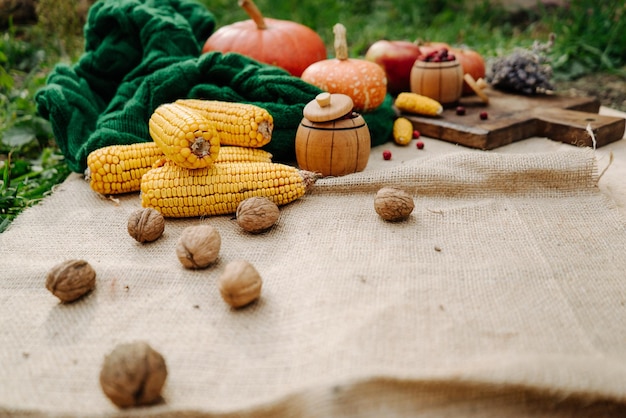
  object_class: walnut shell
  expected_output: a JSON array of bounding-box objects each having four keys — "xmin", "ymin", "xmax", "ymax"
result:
[
  {"xmin": 46, "ymin": 259, "xmax": 96, "ymax": 302},
  {"xmin": 176, "ymin": 224, "xmax": 221, "ymax": 269},
  {"xmin": 374, "ymin": 187, "xmax": 415, "ymax": 222},
  {"xmin": 127, "ymin": 208, "xmax": 165, "ymax": 243},
  {"xmin": 99, "ymin": 341, "xmax": 167, "ymax": 408},
  {"xmin": 236, "ymin": 197, "xmax": 280, "ymax": 233},
  {"xmin": 219, "ymin": 260, "xmax": 263, "ymax": 308}
]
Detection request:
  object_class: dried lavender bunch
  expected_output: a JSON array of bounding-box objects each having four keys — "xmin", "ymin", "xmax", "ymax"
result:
[{"xmin": 487, "ymin": 34, "xmax": 556, "ymax": 95}]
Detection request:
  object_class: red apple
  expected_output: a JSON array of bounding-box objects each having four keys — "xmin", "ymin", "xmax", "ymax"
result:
[
  {"xmin": 364, "ymin": 40, "xmax": 422, "ymax": 95},
  {"xmin": 451, "ymin": 47, "xmax": 486, "ymax": 95}
]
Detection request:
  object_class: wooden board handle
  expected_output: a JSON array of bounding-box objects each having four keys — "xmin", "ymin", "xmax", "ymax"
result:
[{"xmin": 534, "ymin": 108, "xmax": 625, "ymax": 148}]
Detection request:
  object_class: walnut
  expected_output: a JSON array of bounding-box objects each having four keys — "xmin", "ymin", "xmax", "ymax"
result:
[
  {"xmin": 374, "ymin": 187, "xmax": 415, "ymax": 221},
  {"xmin": 218, "ymin": 260, "xmax": 263, "ymax": 308},
  {"xmin": 176, "ymin": 224, "xmax": 221, "ymax": 269},
  {"xmin": 99, "ymin": 341, "xmax": 167, "ymax": 408},
  {"xmin": 46, "ymin": 259, "xmax": 96, "ymax": 303},
  {"xmin": 127, "ymin": 208, "xmax": 165, "ymax": 243},
  {"xmin": 236, "ymin": 196, "xmax": 280, "ymax": 233}
]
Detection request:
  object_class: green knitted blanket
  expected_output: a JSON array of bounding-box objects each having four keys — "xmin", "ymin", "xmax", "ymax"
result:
[{"xmin": 35, "ymin": 0, "xmax": 395, "ymax": 173}]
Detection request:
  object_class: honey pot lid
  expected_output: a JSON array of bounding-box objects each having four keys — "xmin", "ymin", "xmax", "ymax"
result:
[{"xmin": 303, "ymin": 92, "xmax": 354, "ymax": 122}]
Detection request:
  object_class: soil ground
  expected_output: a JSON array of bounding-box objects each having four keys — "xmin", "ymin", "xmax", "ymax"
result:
[{"xmin": 557, "ymin": 72, "xmax": 626, "ymax": 113}]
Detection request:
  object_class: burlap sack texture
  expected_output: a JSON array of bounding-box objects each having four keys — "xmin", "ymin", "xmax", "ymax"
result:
[{"xmin": 2, "ymin": 141, "xmax": 626, "ymax": 417}]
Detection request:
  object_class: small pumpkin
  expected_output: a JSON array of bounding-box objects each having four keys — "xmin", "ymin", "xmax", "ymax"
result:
[
  {"xmin": 202, "ymin": 0, "xmax": 327, "ymax": 77},
  {"xmin": 300, "ymin": 23, "xmax": 387, "ymax": 113}
]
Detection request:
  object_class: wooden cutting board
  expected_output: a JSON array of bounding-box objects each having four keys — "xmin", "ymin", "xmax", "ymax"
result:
[{"xmin": 399, "ymin": 88, "xmax": 626, "ymax": 149}]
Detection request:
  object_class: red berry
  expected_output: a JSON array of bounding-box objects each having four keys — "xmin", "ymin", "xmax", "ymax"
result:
[
  {"xmin": 382, "ymin": 150, "xmax": 392, "ymax": 160},
  {"xmin": 412, "ymin": 130, "xmax": 420, "ymax": 139},
  {"xmin": 480, "ymin": 111, "xmax": 489, "ymax": 120},
  {"xmin": 416, "ymin": 140, "xmax": 425, "ymax": 150},
  {"xmin": 456, "ymin": 106, "xmax": 466, "ymax": 116}
]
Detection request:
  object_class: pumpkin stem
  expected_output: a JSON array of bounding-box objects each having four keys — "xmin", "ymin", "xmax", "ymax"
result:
[
  {"xmin": 333, "ymin": 23, "xmax": 349, "ymax": 61},
  {"xmin": 238, "ymin": 0, "xmax": 267, "ymax": 30}
]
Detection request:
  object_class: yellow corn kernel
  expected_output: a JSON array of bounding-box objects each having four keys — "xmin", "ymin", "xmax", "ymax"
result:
[
  {"xmin": 392, "ymin": 117, "xmax": 414, "ymax": 145},
  {"xmin": 151, "ymin": 146, "xmax": 272, "ymax": 169},
  {"xmin": 149, "ymin": 103, "xmax": 221, "ymax": 169},
  {"xmin": 175, "ymin": 99, "xmax": 273, "ymax": 148},
  {"xmin": 86, "ymin": 142, "xmax": 163, "ymax": 195},
  {"xmin": 141, "ymin": 161, "xmax": 318, "ymax": 218},
  {"xmin": 217, "ymin": 146, "xmax": 273, "ymax": 163},
  {"xmin": 394, "ymin": 92, "xmax": 443, "ymax": 117}
]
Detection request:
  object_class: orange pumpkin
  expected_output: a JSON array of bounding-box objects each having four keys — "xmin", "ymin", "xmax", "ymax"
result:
[
  {"xmin": 300, "ymin": 23, "xmax": 387, "ymax": 113},
  {"xmin": 202, "ymin": 0, "xmax": 327, "ymax": 77}
]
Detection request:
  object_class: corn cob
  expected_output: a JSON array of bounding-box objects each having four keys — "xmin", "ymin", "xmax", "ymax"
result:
[
  {"xmin": 141, "ymin": 161, "xmax": 318, "ymax": 218},
  {"xmin": 86, "ymin": 142, "xmax": 163, "ymax": 195},
  {"xmin": 86, "ymin": 143, "xmax": 274, "ymax": 195},
  {"xmin": 394, "ymin": 92, "xmax": 443, "ymax": 117},
  {"xmin": 218, "ymin": 146, "xmax": 273, "ymax": 163},
  {"xmin": 392, "ymin": 117, "xmax": 414, "ymax": 145},
  {"xmin": 149, "ymin": 103, "xmax": 221, "ymax": 169},
  {"xmin": 176, "ymin": 99, "xmax": 273, "ymax": 148}
]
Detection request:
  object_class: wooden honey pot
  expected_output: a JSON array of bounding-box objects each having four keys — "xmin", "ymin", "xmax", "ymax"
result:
[
  {"xmin": 295, "ymin": 92, "xmax": 370, "ymax": 177},
  {"xmin": 410, "ymin": 59, "xmax": 464, "ymax": 105}
]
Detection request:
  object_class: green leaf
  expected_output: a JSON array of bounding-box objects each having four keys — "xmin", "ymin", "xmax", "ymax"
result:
[
  {"xmin": 0, "ymin": 216, "xmax": 12, "ymax": 233},
  {"xmin": 599, "ymin": 53, "xmax": 615, "ymax": 71},
  {"xmin": 1, "ymin": 154, "xmax": 9, "ymax": 189},
  {"xmin": 552, "ymin": 53, "xmax": 570, "ymax": 69},
  {"xmin": 2, "ymin": 126, "xmax": 37, "ymax": 148},
  {"xmin": 10, "ymin": 159, "xmax": 30, "ymax": 179},
  {"xmin": 0, "ymin": 66, "xmax": 14, "ymax": 90}
]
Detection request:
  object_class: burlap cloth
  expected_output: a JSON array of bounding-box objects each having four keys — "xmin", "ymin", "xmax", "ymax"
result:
[{"xmin": 2, "ymin": 108, "xmax": 626, "ymax": 417}]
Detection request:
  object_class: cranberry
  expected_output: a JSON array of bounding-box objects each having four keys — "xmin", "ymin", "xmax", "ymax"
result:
[
  {"xmin": 456, "ymin": 106, "xmax": 466, "ymax": 116},
  {"xmin": 382, "ymin": 150, "xmax": 392, "ymax": 160},
  {"xmin": 479, "ymin": 111, "xmax": 489, "ymax": 120},
  {"xmin": 416, "ymin": 140, "xmax": 425, "ymax": 150},
  {"xmin": 412, "ymin": 130, "xmax": 421, "ymax": 139}
]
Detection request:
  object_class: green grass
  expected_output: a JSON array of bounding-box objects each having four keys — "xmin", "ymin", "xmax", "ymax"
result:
[
  {"xmin": 0, "ymin": 23, "xmax": 73, "ymax": 232},
  {"xmin": 1, "ymin": 0, "xmax": 625, "ymax": 232},
  {"xmin": 540, "ymin": 1, "xmax": 626, "ymax": 80}
]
